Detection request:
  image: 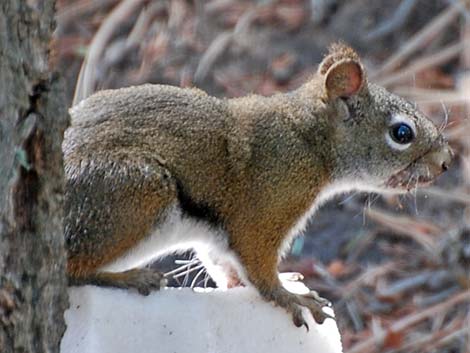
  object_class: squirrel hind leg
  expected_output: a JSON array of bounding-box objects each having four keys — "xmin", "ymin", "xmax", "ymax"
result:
[
  {"xmin": 196, "ymin": 249, "xmax": 246, "ymax": 289},
  {"xmin": 207, "ymin": 258, "xmax": 244, "ymax": 289},
  {"xmin": 65, "ymin": 158, "xmax": 178, "ymax": 281},
  {"xmin": 68, "ymin": 268, "xmax": 166, "ymax": 296}
]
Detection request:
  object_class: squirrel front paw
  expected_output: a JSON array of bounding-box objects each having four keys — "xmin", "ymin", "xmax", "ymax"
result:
[{"xmin": 267, "ymin": 286, "xmax": 333, "ymax": 330}]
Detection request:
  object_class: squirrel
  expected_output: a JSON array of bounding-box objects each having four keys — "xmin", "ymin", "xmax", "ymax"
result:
[{"xmin": 63, "ymin": 43, "xmax": 452, "ymax": 328}]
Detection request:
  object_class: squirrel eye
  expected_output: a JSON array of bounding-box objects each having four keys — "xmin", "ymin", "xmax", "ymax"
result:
[{"xmin": 390, "ymin": 123, "xmax": 414, "ymax": 144}]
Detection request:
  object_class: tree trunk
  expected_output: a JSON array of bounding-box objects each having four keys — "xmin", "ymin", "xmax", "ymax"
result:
[{"xmin": 0, "ymin": 1, "xmax": 69, "ymax": 352}]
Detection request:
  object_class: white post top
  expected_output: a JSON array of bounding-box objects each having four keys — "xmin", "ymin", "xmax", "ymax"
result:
[{"xmin": 61, "ymin": 282, "xmax": 343, "ymax": 353}]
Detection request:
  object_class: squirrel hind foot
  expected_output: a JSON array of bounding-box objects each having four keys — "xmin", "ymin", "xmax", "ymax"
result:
[{"xmin": 69, "ymin": 268, "xmax": 166, "ymax": 296}]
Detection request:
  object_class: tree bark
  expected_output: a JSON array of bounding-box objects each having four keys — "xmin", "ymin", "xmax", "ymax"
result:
[{"xmin": 0, "ymin": 1, "xmax": 69, "ymax": 352}]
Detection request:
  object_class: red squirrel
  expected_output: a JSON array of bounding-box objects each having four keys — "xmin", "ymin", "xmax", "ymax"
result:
[{"xmin": 64, "ymin": 44, "xmax": 452, "ymax": 328}]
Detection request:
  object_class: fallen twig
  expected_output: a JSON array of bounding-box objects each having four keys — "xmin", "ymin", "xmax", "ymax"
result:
[
  {"xmin": 346, "ymin": 290, "xmax": 470, "ymax": 353},
  {"xmin": 377, "ymin": 41, "xmax": 467, "ymax": 87},
  {"xmin": 365, "ymin": 0, "xmax": 418, "ymax": 41},
  {"xmin": 73, "ymin": 0, "xmax": 148, "ymax": 105},
  {"xmin": 372, "ymin": 3, "xmax": 461, "ymax": 78},
  {"xmin": 365, "ymin": 208, "xmax": 441, "ymax": 254}
]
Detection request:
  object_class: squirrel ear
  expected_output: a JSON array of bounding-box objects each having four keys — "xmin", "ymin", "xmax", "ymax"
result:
[
  {"xmin": 324, "ymin": 60, "xmax": 364, "ymax": 99},
  {"xmin": 318, "ymin": 43, "xmax": 366, "ymax": 100}
]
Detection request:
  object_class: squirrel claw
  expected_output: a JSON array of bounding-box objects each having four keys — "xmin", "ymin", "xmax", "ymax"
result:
[
  {"xmin": 304, "ymin": 290, "xmax": 331, "ymax": 306},
  {"xmin": 299, "ymin": 291, "xmax": 334, "ymax": 324},
  {"xmin": 310, "ymin": 307, "xmax": 334, "ymax": 324},
  {"xmin": 292, "ymin": 305, "xmax": 310, "ymax": 331},
  {"xmin": 268, "ymin": 286, "xmax": 333, "ymax": 328}
]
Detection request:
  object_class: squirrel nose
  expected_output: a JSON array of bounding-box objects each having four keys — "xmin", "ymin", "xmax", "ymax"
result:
[
  {"xmin": 437, "ymin": 145, "xmax": 453, "ymax": 173},
  {"xmin": 423, "ymin": 143, "xmax": 453, "ymax": 176}
]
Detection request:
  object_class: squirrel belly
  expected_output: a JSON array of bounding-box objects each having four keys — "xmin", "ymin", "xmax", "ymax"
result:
[{"xmin": 98, "ymin": 203, "xmax": 247, "ymax": 289}]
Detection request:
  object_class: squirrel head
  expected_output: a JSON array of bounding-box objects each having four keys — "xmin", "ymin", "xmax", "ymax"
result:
[{"xmin": 314, "ymin": 43, "xmax": 453, "ymax": 192}]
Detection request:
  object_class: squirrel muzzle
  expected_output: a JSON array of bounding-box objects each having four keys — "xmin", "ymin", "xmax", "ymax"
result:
[{"xmin": 385, "ymin": 137, "xmax": 453, "ymax": 191}]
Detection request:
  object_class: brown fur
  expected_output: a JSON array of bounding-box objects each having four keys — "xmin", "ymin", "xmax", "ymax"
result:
[{"xmin": 63, "ymin": 44, "xmax": 452, "ymax": 328}]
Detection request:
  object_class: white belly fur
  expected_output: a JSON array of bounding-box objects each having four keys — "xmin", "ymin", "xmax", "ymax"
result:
[
  {"xmin": 98, "ymin": 205, "xmax": 249, "ymax": 288},
  {"xmin": 99, "ymin": 205, "xmax": 227, "ymax": 271},
  {"xmin": 99, "ymin": 182, "xmax": 356, "ymax": 287}
]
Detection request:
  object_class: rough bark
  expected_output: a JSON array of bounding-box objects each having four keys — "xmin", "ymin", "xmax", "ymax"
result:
[{"xmin": 0, "ymin": 1, "xmax": 69, "ymax": 352}]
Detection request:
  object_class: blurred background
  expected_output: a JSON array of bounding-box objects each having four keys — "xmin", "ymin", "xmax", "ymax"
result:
[{"xmin": 54, "ymin": 1, "xmax": 469, "ymax": 352}]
